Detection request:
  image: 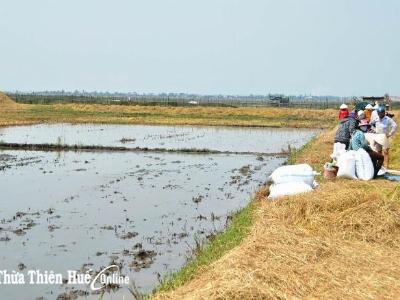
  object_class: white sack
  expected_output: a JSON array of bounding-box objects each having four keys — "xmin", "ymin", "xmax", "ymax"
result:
[
  {"xmin": 355, "ymin": 148, "xmax": 374, "ymax": 181},
  {"xmin": 268, "ymin": 181, "xmax": 313, "ymax": 199},
  {"xmin": 267, "ymin": 164, "xmax": 316, "ymax": 186},
  {"xmin": 365, "ymin": 133, "xmax": 390, "ymax": 151},
  {"xmin": 330, "ymin": 142, "xmax": 347, "ymax": 160},
  {"xmin": 337, "ymin": 150, "xmax": 357, "ymax": 179}
]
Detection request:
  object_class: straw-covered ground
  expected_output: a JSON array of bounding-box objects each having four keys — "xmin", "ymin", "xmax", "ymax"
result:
[
  {"xmin": 153, "ymin": 129, "xmax": 400, "ymax": 299},
  {"xmin": 1, "ymin": 92, "xmax": 334, "ymax": 128}
]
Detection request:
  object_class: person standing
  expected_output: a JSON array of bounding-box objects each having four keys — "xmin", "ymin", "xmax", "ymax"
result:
[
  {"xmin": 370, "ymin": 103, "xmax": 379, "ymax": 123},
  {"xmin": 364, "ymin": 104, "xmax": 374, "ymax": 122},
  {"xmin": 369, "ymin": 105, "xmax": 398, "ymax": 168}
]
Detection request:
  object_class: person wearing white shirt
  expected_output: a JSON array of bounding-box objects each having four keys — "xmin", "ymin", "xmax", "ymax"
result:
[
  {"xmin": 369, "ymin": 103, "xmax": 379, "ymax": 124},
  {"xmin": 369, "ymin": 105, "xmax": 397, "ymax": 168}
]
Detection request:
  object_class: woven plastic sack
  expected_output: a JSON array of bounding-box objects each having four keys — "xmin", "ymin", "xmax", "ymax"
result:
[
  {"xmin": 355, "ymin": 148, "xmax": 374, "ymax": 181},
  {"xmin": 337, "ymin": 151, "xmax": 357, "ymax": 179},
  {"xmin": 330, "ymin": 142, "xmax": 346, "ymax": 160},
  {"xmin": 268, "ymin": 181, "xmax": 313, "ymax": 199},
  {"xmin": 267, "ymin": 164, "xmax": 316, "ymax": 186}
]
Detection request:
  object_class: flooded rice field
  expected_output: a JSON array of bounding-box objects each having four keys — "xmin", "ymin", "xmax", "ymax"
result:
[
  {"xmin": 0, "ymin": 124, "xmax": 319, "ymax": 300},
  {"xmin": 0, "ymin": 124, "xmax": 318, "ymax": 153}
]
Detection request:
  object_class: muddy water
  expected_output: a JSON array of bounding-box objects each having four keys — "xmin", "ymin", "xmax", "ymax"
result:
[
  {"xmin": 0, "ymin": 124, "xmax": 319, "ymax": 300},
  {"xmin": 0, "ymin": 124, "xmax": 319, "ymax": 153}
]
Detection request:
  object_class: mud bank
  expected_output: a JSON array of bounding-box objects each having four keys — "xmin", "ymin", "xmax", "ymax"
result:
[{"xmin": 0, "ymin": 142, "xmax": 289, "ymax": 157}]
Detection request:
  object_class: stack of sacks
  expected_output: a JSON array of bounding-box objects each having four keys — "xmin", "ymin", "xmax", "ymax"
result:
[
  {"xmin": 267, "ymin": 164, "xmax": 318, "ymax": 199},
  {"xmin": 337, "ymin": 149, "xmax": 374, "ymax": 181}
]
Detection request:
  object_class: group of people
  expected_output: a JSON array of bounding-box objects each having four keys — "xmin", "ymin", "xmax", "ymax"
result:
[{"xmin": 335, "ymin": 102, "xmax": 397, "ymax": 177}]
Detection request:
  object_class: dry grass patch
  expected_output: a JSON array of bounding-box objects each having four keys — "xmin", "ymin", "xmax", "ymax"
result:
[{"xmin": 1, "ymin": 94, "xmax": 338, "ymax": 128}]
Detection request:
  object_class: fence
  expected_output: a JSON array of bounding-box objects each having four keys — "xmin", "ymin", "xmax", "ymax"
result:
[{"xmin": 7, "ymin": 93, "xmax": 354, "ymax": 110}]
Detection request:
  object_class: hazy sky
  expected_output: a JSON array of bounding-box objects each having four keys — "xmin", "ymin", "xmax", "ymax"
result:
[{"xmin": 0, "ymin": 0, "xmax": 399, "ymax": 95}]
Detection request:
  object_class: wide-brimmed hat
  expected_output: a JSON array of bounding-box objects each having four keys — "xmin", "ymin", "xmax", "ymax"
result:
[
  {"xmin": 358, "ymin": 119, "xmax": 371, "ymax": 127},
  {"xmin": 340, "ymin": 103, "xmax": 348, "ymax": 109}
]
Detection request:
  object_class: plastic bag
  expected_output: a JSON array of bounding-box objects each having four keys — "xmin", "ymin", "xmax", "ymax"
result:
[
  {"xmin": 377, "ymin": 166, "xmax": 387, "ymax": 177},
  {"xmin": 354, "ymin": 149, "xmax": 374, "ymax": 181},
  {"xmin": 268, "ymin": 181, "xmax": 313, "ymax": 199},
  {"xmin": 267, "ymin": 164, "xmax": 316, "ymax": 186}
]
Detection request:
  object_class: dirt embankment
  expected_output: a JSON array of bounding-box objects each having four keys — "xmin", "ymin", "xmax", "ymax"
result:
[{"xmin": 154, "ymin": 129, "xmax": 400, "ymax": 299}]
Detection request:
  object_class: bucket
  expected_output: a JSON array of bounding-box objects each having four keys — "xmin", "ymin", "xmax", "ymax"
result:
[{"xmin": 323, "ymin": 164, "xmax": 338, "ymax": 179}]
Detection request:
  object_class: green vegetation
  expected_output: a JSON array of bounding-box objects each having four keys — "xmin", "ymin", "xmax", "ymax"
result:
[{"xmin": 287, "ymin": 137, "xmax": 316, "ymax": 166}]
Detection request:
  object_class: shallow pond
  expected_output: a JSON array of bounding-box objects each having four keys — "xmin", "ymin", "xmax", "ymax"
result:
[{"xmin": 0, "ymin": 124, "xmax": 319, "ymax": 300}]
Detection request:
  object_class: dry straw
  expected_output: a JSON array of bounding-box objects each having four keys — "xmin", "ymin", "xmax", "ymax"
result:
[{"xmin": 0, "ymin": 92, "xmax": 20, "ymax": 110}]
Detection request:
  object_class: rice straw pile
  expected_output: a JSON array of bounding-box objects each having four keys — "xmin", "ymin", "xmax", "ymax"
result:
[{"xmin": 0, "ymin": 92, "xmax": 19, "ymax": 110}]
